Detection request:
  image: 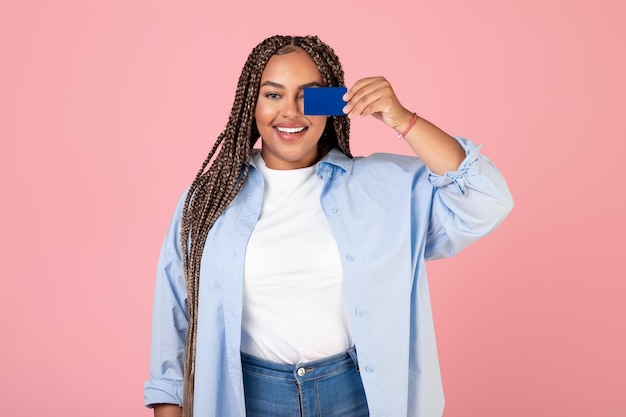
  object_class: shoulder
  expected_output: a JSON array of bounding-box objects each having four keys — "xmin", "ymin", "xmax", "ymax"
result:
[
  {"xmin": 322, "ymin": 148, "xmax": 425, "ymax": 173},
  {"xmin": 350, "ymin": 153, "xmax": 428, "ymax": 182},
  {"xmin": 354, "ymin": 152, "xmax": 422, "ymax": 168},
  {"xmin": 323, "ymin": 152, "xmax": 432, "ymax": 199}
]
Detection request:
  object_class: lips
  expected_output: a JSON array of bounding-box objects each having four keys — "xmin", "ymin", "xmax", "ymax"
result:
[
  {"xmin": 273, "ymin": 124, "xmax": 308, "ymax": 141},
  {"xmin": 275, "ymin": 126, "xmax": 306, "ymax": 134}
]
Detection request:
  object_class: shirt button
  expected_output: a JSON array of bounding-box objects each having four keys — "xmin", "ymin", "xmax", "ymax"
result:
[
  {"xmin": 365, "ymin": 365, "xmax": 374, "ymax": 373},
  {"xmin": 355, "ymin": 309, "xmax": 364, "ymax": 317},
  {"xmin": 331, "ymin": 208, "xmax": 338, "ymax": 213},
  {"xmin": 346, "ymin": 254, "xmax": 355, "ymax": 261}
]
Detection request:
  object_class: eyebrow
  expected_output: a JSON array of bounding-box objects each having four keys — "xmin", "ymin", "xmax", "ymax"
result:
[{"xmin": 259, "ymin": 81, "xmax": 324, "ymax": 89}]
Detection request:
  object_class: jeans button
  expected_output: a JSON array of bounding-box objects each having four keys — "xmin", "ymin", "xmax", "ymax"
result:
[{"xmin": 297, "ymin": 367, "xmax": 306, "ymax": 376}]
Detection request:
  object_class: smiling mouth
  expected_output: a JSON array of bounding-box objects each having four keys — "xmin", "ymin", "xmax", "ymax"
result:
[{"xmin": 275, "ymin": 126, "xmax": 307, "ymax": 134}]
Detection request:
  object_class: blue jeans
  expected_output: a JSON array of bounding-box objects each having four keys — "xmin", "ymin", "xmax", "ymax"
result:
[{"xmin": 241, "ymin": 348, "xmax": 370, "ymax": 417}]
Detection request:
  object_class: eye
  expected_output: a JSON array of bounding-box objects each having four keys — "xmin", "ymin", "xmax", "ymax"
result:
[{"xmin": 264, "ymin": 92, "xmax": 281, "ymax": 100}]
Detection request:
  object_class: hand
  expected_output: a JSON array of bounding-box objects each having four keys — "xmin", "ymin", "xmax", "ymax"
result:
[
  {"xmin": 342, "ymin": 77, "xmax": 413, "ymax": 132},
  {"xmin": 344, "ymin": 77, "xmax": 465, "ymax": 174}
]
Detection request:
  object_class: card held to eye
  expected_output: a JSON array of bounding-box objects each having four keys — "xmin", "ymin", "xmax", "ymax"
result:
[{"xmin": 303, "ymin": 87, "xmax": 347, "ymax": 116}]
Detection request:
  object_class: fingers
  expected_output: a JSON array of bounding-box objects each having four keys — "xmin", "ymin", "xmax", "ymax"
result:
[{"xmin": 342, "ymin": 77, "xmax": 401, "ymax": 121}]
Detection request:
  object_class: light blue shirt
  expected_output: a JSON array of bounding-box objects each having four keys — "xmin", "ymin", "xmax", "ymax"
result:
[{"xmin": 144, "ymin": 137, "xmax": 513, "ymax": 417}]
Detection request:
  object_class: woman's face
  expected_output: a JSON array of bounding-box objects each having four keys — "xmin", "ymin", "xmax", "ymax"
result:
[{"xmin": 255, "ymin": 49, "xmax": 327, "ymax": 170}]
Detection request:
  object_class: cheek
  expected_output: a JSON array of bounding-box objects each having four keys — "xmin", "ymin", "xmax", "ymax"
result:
[
  {"xmin": 313, "ymin": 116, "xmax": 327, "ymax": 133},
  {"xmin": 255, "ymin": 100, "xmax": 275, "ymax": 125}
]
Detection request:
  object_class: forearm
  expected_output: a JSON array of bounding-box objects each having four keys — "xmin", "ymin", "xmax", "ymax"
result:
[
  {"xmin": 153, "ymin": 404, "xmax": 182, "ymax": 417},
  {"xmin": 394, "ymin": 109, "xmax": 466, "ymax": 175},
  {"xmin": 342, "ymin": 76, "xmax": 467, "ymax": 175}
]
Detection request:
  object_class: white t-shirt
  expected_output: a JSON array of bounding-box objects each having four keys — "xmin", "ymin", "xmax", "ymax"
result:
[{"xmin": 241, "ymin": 153, "xmax": 353, "ymax": 364}]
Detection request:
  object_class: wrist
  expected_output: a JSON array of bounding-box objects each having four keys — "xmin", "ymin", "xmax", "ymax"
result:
[{"xmin": 396, "ymin": 111, "xmax": 419, "ymax": 139}]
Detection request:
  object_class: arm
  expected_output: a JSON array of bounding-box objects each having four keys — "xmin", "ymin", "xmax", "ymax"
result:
[
  {"xmin": 144, "ymin": 194, "xmax": 189, "ymax": 409},
  {"xmin": 153, "ymin": 404, "xmax": 183, "ymax": 417},
  {"xmin": 344, "ymin": 77, "xmax": 513, "ymax": 257},
  {"xmin": 423, "ymin": 137, "xmax": 513, "ymax": 259},
  {"xmin": 343, "ymin": 77, "xmax": 465, "ymax": 175}
]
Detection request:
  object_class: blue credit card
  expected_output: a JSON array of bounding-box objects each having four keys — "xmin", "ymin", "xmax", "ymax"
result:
[{"xmin": 303, "ymin": 87, "xmax": 347, "ymax": 116}]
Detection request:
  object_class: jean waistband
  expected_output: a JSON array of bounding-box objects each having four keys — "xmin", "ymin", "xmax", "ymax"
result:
[{"xmin": 241, "ymin": 348, "xmax": 359, "ymax": 382}]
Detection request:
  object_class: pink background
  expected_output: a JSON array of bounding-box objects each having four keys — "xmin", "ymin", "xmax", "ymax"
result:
[{"xmin": 1, "ymin": 0, "xmax": 624, "ymax": 416}]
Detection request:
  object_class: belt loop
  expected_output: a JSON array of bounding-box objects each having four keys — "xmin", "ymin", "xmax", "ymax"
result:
[{"xmin": 347, "ymin": 347, "xmax": 360, "ymax": 371}]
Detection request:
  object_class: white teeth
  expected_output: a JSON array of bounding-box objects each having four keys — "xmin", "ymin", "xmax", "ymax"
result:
[{"xmin": 276, "ymin": 126, "xmax": 305, "ymax": 134}]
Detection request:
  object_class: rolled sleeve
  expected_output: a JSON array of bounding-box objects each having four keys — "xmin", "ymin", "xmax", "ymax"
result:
[
  {"xmin": 428, "ymin": 137, "xmax": 481, "ymax": 195},
  {"xmin": 425, "ymin": 137, "xmax": 514, "ymax": 260},
  {"xmin": 144, "ymin": 379, "xmax": 184, "ymax": 408}
]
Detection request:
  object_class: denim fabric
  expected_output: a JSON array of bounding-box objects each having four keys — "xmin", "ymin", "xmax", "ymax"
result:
[{"xmin": 241, "ymin": 348, "xmax": 370, "ymax": 417}]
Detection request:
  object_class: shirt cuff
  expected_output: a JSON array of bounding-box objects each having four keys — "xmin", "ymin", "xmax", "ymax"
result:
[
  {"xmin": 144, "ymin": 379, "xmax": 184, "ymax": 408},
  {"xmin": 428, "ymin": 137, "xmax": 481, "ymax": 195}
]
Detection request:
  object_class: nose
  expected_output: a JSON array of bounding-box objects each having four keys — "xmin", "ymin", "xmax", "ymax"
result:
[{"xmin": 281, "ymin": 95, "xmax": 303, "ymax": 118}]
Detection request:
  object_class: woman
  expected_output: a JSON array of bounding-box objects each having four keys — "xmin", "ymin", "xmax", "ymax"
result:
[{"xmin": 144, "ymin": 35, "xmax": 513, "ymax": 417}]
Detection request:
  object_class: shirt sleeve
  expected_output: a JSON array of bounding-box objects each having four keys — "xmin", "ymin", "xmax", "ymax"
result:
[
  {"xmin": 144, "ymin": 193, "xmax": 189, "ymax": 408},
  {"xmin": 424, "ymin": 137, "xmax": 514, "ymax": 260}
]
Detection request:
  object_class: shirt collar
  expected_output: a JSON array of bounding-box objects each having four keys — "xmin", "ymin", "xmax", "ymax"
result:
[
  {"xmin": 316, "ymin": 148, "xmax": 354, "ymax": 175},
  {"xmin": 249, "ymin": 148, "xmax": 262, "ymax": 170},
  {"xmin": 248, "ymin": 148, "xmax": 354, "ymax": 175}
]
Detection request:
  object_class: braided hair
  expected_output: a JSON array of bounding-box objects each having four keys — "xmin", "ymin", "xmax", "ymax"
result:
[{"xmin": 179, "ymin": 35, "xmax": 351, "ymax": 415}]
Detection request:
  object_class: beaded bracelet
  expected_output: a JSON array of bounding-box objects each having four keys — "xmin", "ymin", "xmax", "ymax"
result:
[{"xmin": 397, "ymin": 112, "xmax": 418, "ymax": 139}]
